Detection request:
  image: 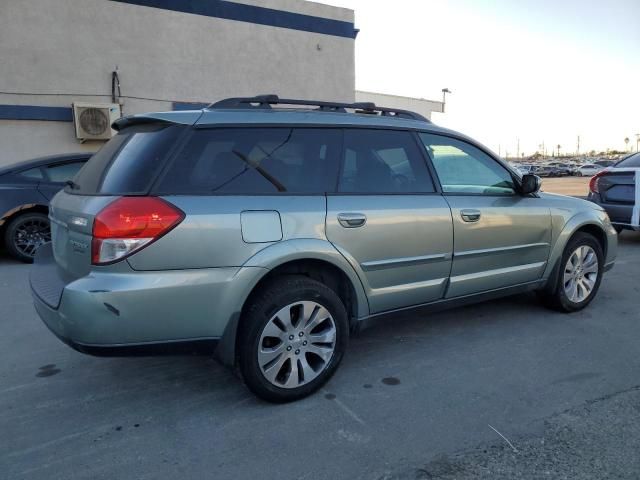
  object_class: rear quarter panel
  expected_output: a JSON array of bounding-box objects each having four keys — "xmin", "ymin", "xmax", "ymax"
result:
[
  {"xmin": 0, "ymin": 175, "xmax": 49, "ymax": 229},
  {"xmin": 126, "ymin": 196, "xmax": 329, "ymax": 270}
]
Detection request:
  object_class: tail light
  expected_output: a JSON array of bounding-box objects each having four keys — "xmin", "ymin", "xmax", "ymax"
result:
[
  {"xmin": 92, "ymin": 197, "xmax": 184, "ymax": 265},
  {"xmin": 588, "ymin": 170, "xmax": 607, "ymax": 194}
]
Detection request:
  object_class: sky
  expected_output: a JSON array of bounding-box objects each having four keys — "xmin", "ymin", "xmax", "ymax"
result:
[{"xmin": 323, "ymin": 0, "xmax": 640, "ymax": 157}]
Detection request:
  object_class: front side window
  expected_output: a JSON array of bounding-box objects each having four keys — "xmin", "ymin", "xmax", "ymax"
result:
[
  {"xmin": 156, "ymin": 128, "xmax": 341, "ymax": 194},
  {"xmin": 45, "ymin": 162, "xmax": 86, "ymax": 183},
  {"xmin": 338, "ymin": 129, "xmax": 435, "ymax": 193},
  {"xmin": 419, "ymin": 133, "xmax": 516, "ymax": 195}
]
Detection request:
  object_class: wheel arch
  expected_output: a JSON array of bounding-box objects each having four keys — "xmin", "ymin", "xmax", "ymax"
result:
[
  {"xmin": 217, "ymin": 239, "xmax": 370, "ymax": 367},
  {"xmin": 0, "ymin": 203, "xmax": 49, "ymax": 242},
  {"xmin": 542, "ymin": 212, "xmax": 610, "ymax": 290}
]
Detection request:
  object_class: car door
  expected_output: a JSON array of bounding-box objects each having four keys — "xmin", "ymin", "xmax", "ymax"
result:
[
  {"xmin": 326, "ymin": 128, "xmax": 453, "ymax": 314},
  {"xmin": 38, "ymin": 161, "xmax": 87, "ymax": 200},
  {"xmin": 418, "ymin": 133, "xmax": 551, "ymax": 298}
]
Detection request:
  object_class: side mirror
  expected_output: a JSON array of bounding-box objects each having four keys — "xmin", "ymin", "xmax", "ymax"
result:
[{"xmin": 520, "ymin": 174, "xmax": 541, "ymax": 195}]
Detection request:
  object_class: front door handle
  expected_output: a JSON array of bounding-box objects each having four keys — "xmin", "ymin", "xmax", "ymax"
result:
[
  {"xmin": 460, "ymin": 209, "xmax": 481, "ymax": 223},
  {"xmin": 338, "ymin": 213, "xmax": 367, "ymax": 228}
]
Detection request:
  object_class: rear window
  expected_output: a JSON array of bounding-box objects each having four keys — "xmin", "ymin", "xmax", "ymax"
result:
[
  {"xmin": 616, "ymin": 153, "xmax": 640, "ymax": 168},
  {"xmin": 70, "ymin": 123, "xmax": 185, "ymax": 195},
  {"xmin": 155, "ymin": 128, "xmax": 341, "ymax": 194}
]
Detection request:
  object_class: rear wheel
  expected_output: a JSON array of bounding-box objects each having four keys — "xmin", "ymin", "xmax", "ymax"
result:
[
  {"xmin": 4, "ymin": 212, "xmax": 51, "ymax": 263},
  {"xmin": 238, "ymin": 275, "xmax": 348, "ymax": 403},
  {"xmin": 538, "ymin": 232, "xmax": 603, "ymax": 312}
]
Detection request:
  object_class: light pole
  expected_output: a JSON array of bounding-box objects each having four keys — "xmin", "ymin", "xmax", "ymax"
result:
[
  {"xmin": 441, "ymin": 88, "xmax": 451, "ymax": 113},
  {"xmin": 636, "ymin": 133, "xmax": 640, "ymax": 152}
]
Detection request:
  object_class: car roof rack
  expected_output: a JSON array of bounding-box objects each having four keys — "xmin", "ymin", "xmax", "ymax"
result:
[{"xmin": 208, "ymin": 94, "xmax": 430, "ymax": 122}]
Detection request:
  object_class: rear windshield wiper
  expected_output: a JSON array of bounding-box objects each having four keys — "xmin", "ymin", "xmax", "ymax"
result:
[{"xmin": 229, "ymin": 150, "xmax": 286, "ymax": 192}]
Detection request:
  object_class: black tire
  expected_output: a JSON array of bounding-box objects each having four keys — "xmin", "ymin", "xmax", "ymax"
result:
[
  {"xmin": 238, "ymin": 275, "xmax": 349, "ymax": 403},
  {"xmin": 537, "ymin": 232, "xmax": 604, "ymax": 312},
  {"xmin": 4, "ymin": 212, "xmax": 51, "ymax": 263}
]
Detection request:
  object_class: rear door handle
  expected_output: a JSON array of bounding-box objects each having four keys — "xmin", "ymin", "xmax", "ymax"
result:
[
  {"xmin": 338, "ymin": 213, "xmax": 367, "ymax": 228},
  {"xmin": 460, "ymin": 209, "xmax": 481, "ymax": 223}
]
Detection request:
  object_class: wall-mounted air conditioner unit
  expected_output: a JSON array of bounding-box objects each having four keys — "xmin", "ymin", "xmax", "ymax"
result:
[{"xmin": 72, "ymin": 103, "xmax": 121, "ymax": 142}]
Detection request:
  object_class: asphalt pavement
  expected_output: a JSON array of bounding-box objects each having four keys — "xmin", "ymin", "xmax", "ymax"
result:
[{"xmin": 2, "ymin": 233, "xmax": 640, "ymax": 480}]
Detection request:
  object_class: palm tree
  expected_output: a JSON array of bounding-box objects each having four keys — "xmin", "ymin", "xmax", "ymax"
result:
[
  {"xmin": 557, "ymin": 144, "xmax": 561, "ymax": 157},
  {"xmin": 624, "ymin": 137, "xmax": 630, "ymax": 151}
]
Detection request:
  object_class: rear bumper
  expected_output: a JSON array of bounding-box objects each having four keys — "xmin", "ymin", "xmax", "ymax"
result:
[
  {"xmin": 33, "ymin": 297, "xmax": 219, "ymax": 356},
  {"xmin": 30, "ymin": 244, "xmax": 262, "ymax": 356},
  {"xmin": 588, "ymin": 194, "xmax": 638, "ymax": 230}
]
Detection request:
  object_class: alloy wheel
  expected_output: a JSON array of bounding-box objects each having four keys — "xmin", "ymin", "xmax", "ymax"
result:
[
  {"xmin": 563, "ymin": 245, "xmax": 599, "ymax": 303},
  {"xmin": 258, "ymin": 301, "xmax": 337, "ymax": 389},
  {"xmin": 13, "ymin": 218, "xmax": 51, "ymax": 258}
]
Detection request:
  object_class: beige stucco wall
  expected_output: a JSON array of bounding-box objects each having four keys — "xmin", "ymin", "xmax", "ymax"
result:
[{"xmin": 0, "ymin": 0, "xmax": 355, "ymax": 165}]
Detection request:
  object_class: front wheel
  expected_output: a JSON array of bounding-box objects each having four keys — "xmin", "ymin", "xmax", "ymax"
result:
[
  {"xmin": 538, "ymin": 232, "xmax": 604, "ymax": 312},
  {"xmin": 4, "ymin": 212, "xmax": 51, "ymax": 263},
  {"xmin": 238, "ymin": 275, "xmax": 349, "ymax": 402}
]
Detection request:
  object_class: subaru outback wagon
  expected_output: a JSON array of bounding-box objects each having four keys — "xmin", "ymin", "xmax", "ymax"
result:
[{"xmin": 31, "ymin": 95, "xmax": 617, "ymax": 402}]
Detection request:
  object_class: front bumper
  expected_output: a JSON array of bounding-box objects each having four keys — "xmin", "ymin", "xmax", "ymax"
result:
[{"xmin": 30, "ymin": 244, "xmax": 261, "ymax": 356}]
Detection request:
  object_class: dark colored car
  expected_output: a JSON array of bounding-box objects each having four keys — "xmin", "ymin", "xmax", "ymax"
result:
[
  {"xmin": 594, "ymin": 159, "xmax": 616, "ymax": 168},
  {"xmin": 588, "ymin": 152, "xmax": 639, "ymax": 233},
  {"xmin": 0, "ymin": 153, "xmax": 91, "ymax": 262}
]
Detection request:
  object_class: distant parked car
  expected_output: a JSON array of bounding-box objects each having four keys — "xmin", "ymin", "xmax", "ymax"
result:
[
  {"xmin": 547, "ymin": 162, "xmax": 573, "ymax": 176},
  {"xmin": 594, "ymin": 160, "xmax": 616, "ymax": 168},
  {"xmin": 533, "ymin": 165, "xmax": 554, "ymax": 177},
  {"xmin": 588, "ymin": 152, "xmax": 639, "ymax": 233},
  {"xmin": 516, "ymin": 164, "xmax": 535, "ymax": 175},
  {"xmin": 0, "ymin": 153, "xmax": 91, "ymax": 262},
  {"xmin": 566, "ymin": 163, "xmax": 580, "ymax": 175},
  {"xmin": 577, "ymin": 164, "xmax": 603, "ymax": 177}
]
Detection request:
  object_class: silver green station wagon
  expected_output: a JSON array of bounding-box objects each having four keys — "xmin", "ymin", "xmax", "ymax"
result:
[{"xmin": 30, "ymin": 95, "xmax": 617, "ymax": 402}]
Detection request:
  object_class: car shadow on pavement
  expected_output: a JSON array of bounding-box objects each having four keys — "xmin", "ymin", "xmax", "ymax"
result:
[
  {"xmin": 0, "ymin": 252, "xmax": 21, "ymax": 266},
  {"xmin": 87, "ymin": 290, "xmax": 546, "ymax": 408},
  {"xmin": 618, "ymin": 230, "xmax": 640, "ymax": 245}
]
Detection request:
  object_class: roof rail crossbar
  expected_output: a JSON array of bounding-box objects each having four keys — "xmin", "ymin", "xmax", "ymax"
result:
[{"xmin": 208, "ymin": 95, "xmax": 430, "ymax": 122}]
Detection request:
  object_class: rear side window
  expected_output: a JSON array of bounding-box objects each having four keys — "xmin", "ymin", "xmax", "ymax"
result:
[
  {"xmin": 156, "ymin": 128, "xmax": 341, "ymax": 194},
  {"xmin": 338, "ymin": 129, "xmax": 435, "ymax": 193},
  {"xmin": 617, "ymin": 153, "xmax": 640, "ymax": 168},
  {"xmin": 71, "ymin": 123, "xmax": 184, "ymax": 194},
  {"xmin": 45, "ymin": 162, "xmax": 86, "ymax": 183},
  {"xmin": 18, "ymin": 167, "xmax": 43, "ymax": 179}
]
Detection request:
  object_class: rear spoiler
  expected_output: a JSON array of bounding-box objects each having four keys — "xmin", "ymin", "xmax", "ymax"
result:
[
  {"xmin": 111, "ymin": 116, "xmax": 172, "ymax": 132},
  {"xmin": 111, "ymin": 110, "xmax": 204, "ymax": 132}
]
